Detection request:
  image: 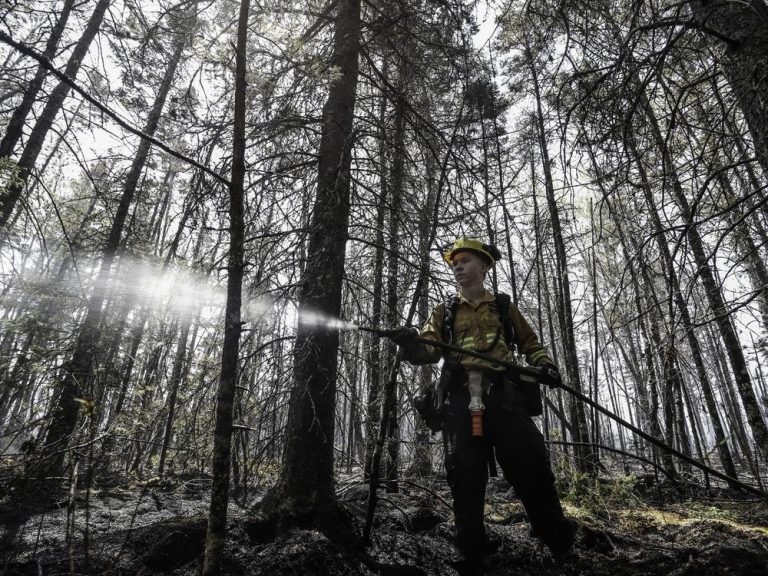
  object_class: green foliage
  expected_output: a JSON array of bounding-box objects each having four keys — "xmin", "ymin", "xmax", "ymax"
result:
[
  {"xmin": 556, "ymin": 463, "xmax": 641, "ymax": 515},
  {"xmin": 682, "ymin": 501, "xmax": 738, "ymax": 523}
]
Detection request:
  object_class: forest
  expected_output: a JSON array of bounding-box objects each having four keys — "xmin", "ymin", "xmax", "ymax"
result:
[{"xmin": 0, "ymin": 0, "xmax": 767, "ymax": 574}]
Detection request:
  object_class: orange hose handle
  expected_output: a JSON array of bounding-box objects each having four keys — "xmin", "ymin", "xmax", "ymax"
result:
[{"xmin": 471, "ymin": 410, "xmax": 483, "ymax": 437}]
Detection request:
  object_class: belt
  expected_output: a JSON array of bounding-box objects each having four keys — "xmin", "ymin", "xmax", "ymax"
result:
[{"xmin": 445, "ymin": 369, "xmax": 507, "ymax": 392}]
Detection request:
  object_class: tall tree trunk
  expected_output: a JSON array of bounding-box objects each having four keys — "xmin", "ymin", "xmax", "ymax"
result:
[
  {"xmin": 363, "ymin": 59, "xmax": 388, "ymax": 481},
  {"xmin": 0, "ymin": 0, "xmax": 76, "ymax": 158},
  {"xmin": 526, "ymin": 40, "xmax": 595, "ymax": 472},
  {"xmin": 478, "ymin": 89, "xmax": 498, "ymax": 291},
  {"xmin": 532, "ymin": 169, "xmax": 570, "ymax": 454},
  {"xmin": 589, "ymin": 201, "xmax": 601, "ymax": 458},
  {"xmin": 107, "ymin": 309, "xmax": 149, "ymax": 428},
  {"xmin": 690, "ymin": 0, "xmax": 768, "ymax": 175},
  {"xmin": 589, "ymin": 158, "xmax": 655, "ymax": 458},
  {"xmin": 383, "ymin": 68, "xmax": 407, "ymax": 492},
  {"xmin": 261, "ymin": 0, "xmax": 360, "ymax": 521},
  {"xmin": 717, "ymin": 172, "xmax": 768, "ymax": 335},
  {"xmin": 0, "ymin": 332, "xmax": 34, "ymax": 437},
  {"xmin": 157, "ymin": 317, "xmax": 192, "ymax": 476},
  {"xmin": 672, "ymin": 364, "xmax": 694, "ymax": 473},
  {"xmin": 95, "ymin": 307, "xmax": 150, "ymax": 472},
  {"xmin": 0, "ymin": 0, "xmax": 111, "ymax": 226},
  {"xmin": 647, "ymin": 303, "xmax": 676, "ymax": 475},
  {"xmin": 705, "ymin": 324, "xmax": 758, "ymax": 475},
  {"xmin": 407, "ymin": 118, "xmax": 439, "ymax": 480},
  {"xmin": 128, "ymin": 320, "xmax": 174, "ymax": 475},
  {"xmin": 201, "ymin": 0, "xmax": 248, "ymax": 570},
  {"xmin": 488, "ymin": 63, "xmax": 518, "ymax": 304},
  {"xmin": 661, "ymin": 344, "xmax": 682, "ymax": 463},
  {"xmin": 344, "ymin": 333, "xmax": 362, "ymax": 473}
]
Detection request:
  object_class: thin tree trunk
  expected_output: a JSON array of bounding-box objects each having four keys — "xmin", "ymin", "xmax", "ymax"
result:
[
  {"xmin": 157, "ymin": 221, "xmax": 206, "ymax": 476},
  {"xmin": 527, "ymin": 40, "xmax": 594, "ymax": 472},
  {"xmin": 602, "ymin": 351, "xmax": 627, "ymax": 459},
  {"xmin": 201, "ymin": 0, "xmax": 248, "ymax": 569},
  {"xmin": 345, "ymin": 333, "xmax": 361, "ymax": 473},
  {"xmin": 706, "ymin": 324, "xmax": 751, "ymax": 469},
  {"xmin": 108, "ymin": 309, "xmax": 149, "ymax": 428},
  {"xmin": 383, "ymin": 67, "xmax": 408, "ymax": 492},
  {"xmin": 0, "ymin": 0, "xmax": 76, "ymax": 158},
  {"xmin": 0, "ymin": 0, "xmax": 111, "ymax": 226},
  {"xmin": 363, "ymin": 58, "xmax": 389, "ymax": 481},
  {"xmin": 647, "ymin": 305, "xmax": 676, "ymax": 475},
  {"xmin": 717, "ymin": 172, "xmax": 768, "ymax": 334},
  {"xmin": 589, "ymin": 201, "xmax": 601, "ymax": 459},
  {"xmin": 157, "ymin": 317, "xmax": 192, "ymax": 476},
  {"xmin": 532, "ymin": 172, "xmax": 569, "ymax": 455},
  {"xmin": 488, "ymin": 59, "xmax": 518, "ymax": 304},
  {"xmin": 407, "ymin": 123, "xmax": 438, "ymax": 480}
]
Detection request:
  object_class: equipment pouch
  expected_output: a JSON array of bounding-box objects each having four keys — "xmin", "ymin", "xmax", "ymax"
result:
[
  {"xmin": 520, "ymin": 372, "xmax": 543, "ymax": 416},
  {"xmin": 413, "ymin": 379, "xmax": 443, "ymax": 433},
  {"xmin": 412, "ymin": 360, "xmax": 464, "ymax": 432},
  {"xmin": 504, "ymin": 371, "xmax": 543, "ymax": 416}
]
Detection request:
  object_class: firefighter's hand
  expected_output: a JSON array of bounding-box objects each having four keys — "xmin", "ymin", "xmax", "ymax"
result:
[
  {"xmin": 540, "ymin": 363, "xmax": 562, "ymax": 387},
  {"xmin": 387, "ymin": 326, "xmax": 419, "ymax": 348}
]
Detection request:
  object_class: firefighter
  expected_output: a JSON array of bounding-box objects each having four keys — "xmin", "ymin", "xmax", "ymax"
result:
[{"xmin": 388, "ymin": 237, "xmax": 575, "ymax": 575}]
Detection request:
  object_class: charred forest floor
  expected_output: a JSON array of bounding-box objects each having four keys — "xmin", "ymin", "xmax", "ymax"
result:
[{"xmin": 1, "ymin": 468, "xmax": 767, "ymax": 576}]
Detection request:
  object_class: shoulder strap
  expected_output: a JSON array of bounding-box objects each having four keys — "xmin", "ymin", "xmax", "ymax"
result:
[
  {"xmin": 494, "ymin": 292, "xmax": 516, "ymax": 353},
  {"xmin": 441, "ymin": 293, "xmax": 461, "ymax": 348}
]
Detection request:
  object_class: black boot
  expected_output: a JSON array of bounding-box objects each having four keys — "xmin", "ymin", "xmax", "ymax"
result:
[{"xmin": 548, "ymin": 518, "xmax": 577, "ymax": 562}]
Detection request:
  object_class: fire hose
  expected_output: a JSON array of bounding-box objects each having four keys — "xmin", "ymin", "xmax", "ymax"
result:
[{"xmin": 358, "ymin": 325, "xmax": 767, "ymax": 500}]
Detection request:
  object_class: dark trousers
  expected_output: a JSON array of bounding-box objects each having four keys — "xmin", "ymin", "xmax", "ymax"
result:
[{"xmin": 442, "ymin": 377, "xmax": 572, "ymax": 561}]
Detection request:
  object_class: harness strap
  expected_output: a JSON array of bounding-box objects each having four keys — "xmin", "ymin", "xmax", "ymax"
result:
[
  {"xmin": 441, "ymin": 294, "xmax": 461, "ymax": 360},
  {"xmin": 494, "ymin": 292, "xmax": 516, "ymax": 355},
  {"xmin": 443, "ymin": 292, "xmax": 516, "ymax": 354}
]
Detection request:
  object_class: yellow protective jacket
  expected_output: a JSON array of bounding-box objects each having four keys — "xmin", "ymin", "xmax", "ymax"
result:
[{"xmin": 404, "ymin": 289, "xmax": 552, "ymax": 372}]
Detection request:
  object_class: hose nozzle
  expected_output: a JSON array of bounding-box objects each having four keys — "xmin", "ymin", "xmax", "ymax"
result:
[{"xmin": 357, "ymin": 325, "xmax": 396, "ymax": 338}]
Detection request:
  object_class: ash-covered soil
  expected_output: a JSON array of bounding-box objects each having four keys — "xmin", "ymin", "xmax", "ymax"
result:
[{"xmin": 1, "ymin": 474, "xmax": 766, "ymax": 575}]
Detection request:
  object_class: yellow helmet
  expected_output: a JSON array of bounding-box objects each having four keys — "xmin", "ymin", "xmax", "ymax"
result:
[{"xmin": 443, "ymin": 237, "xmax": 502, "ymax": 265}]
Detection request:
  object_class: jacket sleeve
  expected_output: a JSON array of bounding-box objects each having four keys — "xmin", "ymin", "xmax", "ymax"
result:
[
  {"xmin": 510, "ymin": 303, "xmax": 553, "ymax": 367},
  {"xmin": 401, "ymin": 303, "xmax": 444, "ymax": 365}
]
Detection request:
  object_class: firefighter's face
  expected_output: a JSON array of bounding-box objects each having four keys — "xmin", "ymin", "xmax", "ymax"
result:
[{"xmin": 451, "ymin": 251, "xmax": 488, "ymax": 287}]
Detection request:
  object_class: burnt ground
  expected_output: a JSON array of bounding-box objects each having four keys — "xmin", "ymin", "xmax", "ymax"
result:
[{"xmin": 0, "ymin": 472, "xmax": 766, "ymax": 576}]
